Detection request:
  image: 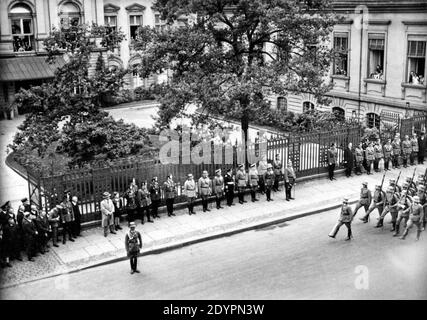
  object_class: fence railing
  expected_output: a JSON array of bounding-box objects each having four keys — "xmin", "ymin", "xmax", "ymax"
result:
[{"xmin": 27, "ymin": 125, "xmax": 362, "ymax": 223}]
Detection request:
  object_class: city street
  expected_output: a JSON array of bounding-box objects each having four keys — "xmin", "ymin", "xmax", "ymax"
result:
[{"xmin": 2, "ymin": 206, "xmax": 426, "ymax": 300}]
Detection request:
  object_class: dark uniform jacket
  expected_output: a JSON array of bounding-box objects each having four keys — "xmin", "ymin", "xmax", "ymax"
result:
[
  {"xmin": 284, "ymin": 167, "xmax": 296, "ymax": 184},
  {"xmin": 136, "ymin": 187, "xmax": 152, "ymax": 207},
  {"xmin": 264, "ymin": 171, "xmax": 275, "ymax": 188},
  {"xmin": 359, "ymin": 188, "xmax": 372, "ymax": 205},
  {"xmin": 163, "ymin": 180, "xmax": 176, "ymax": 199},
  {"xmin": 327, "ymin": 148, "xmax": 337, "ymax": 164},
  {"xmin": 22, "ymin": 218, "xmax": 37, "ymax": 240},
  {"xmin": 224, "ymin": 174, "xmax": 234, "ymax": 192},
  {"xmin": 149, "ymin": 182, "xmax": 161, "ymax": 201},
  {"xmin": 344, "ymin": 147, "xmax": 354, "ymax": 167}
]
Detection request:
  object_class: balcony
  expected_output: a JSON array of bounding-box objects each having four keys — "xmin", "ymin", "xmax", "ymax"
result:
[
  {"xmin": 331, "ymin": 74, "xmax": 350, "ymax": 92},
  {"xmin": 363, "ymin": 78, "xmax": 386, "ymax": 97},
  {"xmin": 401, "ymin": 82, "xmax": 427, "ymax": 103}
]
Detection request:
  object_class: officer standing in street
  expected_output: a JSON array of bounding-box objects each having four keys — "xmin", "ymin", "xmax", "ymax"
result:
[
  {"xmin": 402, "ymin": 135, "xmax": 412, "ymax": 168},
  {"xmin": 163, "ymin": 174, "xmax": 177, "ymax": 217},
  {"xmin": 248, "ymin": 163, "xmax": 259, "ymax": 202},
  {"xmin": 149, "ymin": 177, "xmax": 161, "ymax": 219},
  {"xmin": 264, "ymin": 164, "xmax": 275, "ymax": 202},
  {"xmin": 236, "ymin": 164, "xmax": 248, "ymax": 204},
  {"xmin": 383, "ymin": 138, "xmax": 393, "ymax": 171},
  {"xmin": 360, "ymin": 185, "xmax": 385, "ymax": 223},
  {"xmin": 410, "ymin": 133, "xmax": 419, "ymax": 165},
  {"xmin": 399, "ymin": 195, "xmax": 424, "ymax": 240},
  {"xmin": 353, "ymin": 182, "xmax": 372, "ymax": 218},
  {"xmin": 183, "ymin": 174, "xmax": 197, "ymax": 215},
  {"xmin": 328, "ymin": 197, "xmax": 354, "ymax": 241},
  {"xmin": 198, "ymin": 170, "xmax": 212, "ymax": 212},
  {"xmin": 224, "ymin": 168, "xmax": 235, "ymax": 207},
  {"xmin": 213, "ymin": 169, "xmax": 225, "ymax": 209},
  {"xmin": 125, "ymin": 222, "xmax": 142, "ymax": 274}
]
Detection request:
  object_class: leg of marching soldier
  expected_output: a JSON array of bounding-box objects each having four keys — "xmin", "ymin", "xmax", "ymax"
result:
[
  {"xmin": 345, "ymin": 222, "xmax": 352, "ymax": 240},
  {"xmin": 400, "ymin": 219, "xmax": 413, "ymax": 239},
  {"xmin": 416, "ymin": 221, "xmax": 422, "ymax": 240},
  {"xmin": 394, "ymin": 213, "xmax": 403, "ymax": 236},
  {"xmin": 390, "ymin": 210, "xmax": 398, "ymax": 231},
  {"xmin": 328, "ymin": 221, "xmax": 343, "ymax": 238},
  {"xmin": 376, "ymin": 206, "xmax": 388, "ymax": 228},
  {"xmin": 353, "ymin": 202, "xmax": 362, "ymax": 216}
]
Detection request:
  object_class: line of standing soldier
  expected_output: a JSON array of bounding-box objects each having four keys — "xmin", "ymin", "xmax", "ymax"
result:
[{"xmin": 329, "ymin": 173, "xmax": 426, "ymax": 241}]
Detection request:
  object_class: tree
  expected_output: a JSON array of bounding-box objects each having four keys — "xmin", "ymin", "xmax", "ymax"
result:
[
  {"xmin": 10, "ymin": 23, "xmax": 153, "ymax": 171},
  {"xmin": 134, "ymin": 0, "xmax": 341, "ymax": 165}
]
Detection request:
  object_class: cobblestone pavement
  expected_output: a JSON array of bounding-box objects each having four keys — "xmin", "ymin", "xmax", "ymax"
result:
[{"xmin": 1, "ymin": 163, "xmax": 423, "ymax": 289}]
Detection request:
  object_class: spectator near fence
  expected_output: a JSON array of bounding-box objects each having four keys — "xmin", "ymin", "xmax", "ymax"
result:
[
  {"xmin": 149, "ymin": 177, "xmax": 161, "ymax": 219},
  {"xmin": 272, "ymin": 154, "xmax": 283, "ymax": 192},
  {"xmin": 100, "ymin": 192, "xmax": 116, "ymax": 237},
  {"xmin": 327, "ymin": 143, "xmax": 337, "ymax": 181},
  {"xmin": 164, "ymin": 174, "xmax": 177, "ymax": 217},
  {"xmin": 374, "ymin": 138, "xmax": 384, "ymax": 172},
  {"xmin": 344, "ymin": 142, "xmax": 354, "ymax": 177},
  {"xmin": 112, "ymin": 191, "xmax": 124, "ymax": 230},
  {"xmin": 48, "ymin": 204, "xmax": 61, "ymax": 247},
  {"xmin": 410, "ymin": 133, "xmax": 419, "ymax": 166},
  {"xmin": 60, "ymin": 191, "xmax": 75, "ymax": 244},
  {"xmin": 71, "ymin": 196, "xmax": 82, "ymax": 237},
  {"xmin": 213, "ymin": 169, "xmax": 225, "ymax": 209},
  {"xmin": 418, "ymin": 132, "xmax": 426, "ymax": 164},
  {"xmin": 257, "ymin": 155, "xmax": 268, "ymax": 194},
  {"xmin": 383, "ymin": 138, "xmax": 393, "ymax": 171}
]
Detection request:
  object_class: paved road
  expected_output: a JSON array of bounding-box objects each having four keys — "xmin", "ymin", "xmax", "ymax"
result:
[{"xmin": 2, "ymin": 204, "xmax": 427, "ymax": 300}]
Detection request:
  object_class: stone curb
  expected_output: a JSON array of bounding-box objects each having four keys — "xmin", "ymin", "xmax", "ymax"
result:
[{"xmin": 0, "ymin": 196, "xmax": 358, "ymax": 290}]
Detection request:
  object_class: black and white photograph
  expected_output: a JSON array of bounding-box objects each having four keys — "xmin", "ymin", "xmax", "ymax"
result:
[{"xmin": 0, "ymin": 0, "xmax": 426, "ymax": 305}]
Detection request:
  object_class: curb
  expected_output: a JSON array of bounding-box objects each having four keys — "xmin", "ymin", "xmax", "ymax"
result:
[
  {"xmin": 0, "ymin": 197, "xmax": 358, "ymax": 290},
  {"xmin": 103, "ymin": 101, "xmax": 160, "ymax": 111}
]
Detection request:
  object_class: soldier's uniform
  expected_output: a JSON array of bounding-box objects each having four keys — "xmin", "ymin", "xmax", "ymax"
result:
[
  {"xmin": 248, "ymin": 164, "xmax": 259, "ymax": 202},
  {"xmin": 376, "ymin": 186, "xmax": 399, "ymax": 230},
  {"xmin": 393, "ymin": 191, "xmax": 412, "ymax": 237},
  {"xmin": 163, "ymin": 177, "xmax": 177, "ymax": 217},
  {"xmin": 383, "ymin": 141, "xmax": 393, "ymax": 171},
  {"xmin": 257, "ymin": 159, "xmax": 268, "ymax": 194},
  {"xmin": 236, "ymin": 164, "xmax": 247, "ymax": 204},
  {"xmin": 361, "ymin": 185, "xmax": 385, "ymax": 223},
  {"xmin": 410, "ymin": 134, "xmax": 419, "ymax": 165},
  {"xmin": 136, "ymin": 184, "xmax": 153, "ymax": 223},
  {"xmin": 284, "ymin": 163, "xmax": 296, "ymax": 201},
  {"xmin": 418, "ymin": 185, "xmax": 427, "ymax": 231},
  {"xmin": 213, "ymin": 169, "xmax": 225, "ymax": 209},
  {"xmin": 392, "ymin": 139, "xmax": 401, "ymax": 168},
  {"xmin": 264, "ymin": 164, "xmax": 275, "ymax": 201},
  {"xmin": 273, "ymin": 158, "xmax": 283, "ymax": 191},
  {"xmin": 60, "ymin": 197, "xmax": 75, "ymax": 244},
  {"xmin": 374, "ymin": 142, "xmax": 383, "ymax": 172},
  {"xmin": 184, "ymin": 174, "xmax": 197, "ymax": 215},
  {"xmin": 365, "ymin": 144, "xmax": 375, "ymax": 174},
  {"xmin": 353, "ymin": 182, "xmax": 372, "ymax": 218},
  {"xmin": 22, "ymin": 213, "xmax": 38, "ymax": 261},
  {"xmin": 389, "ymin": 179, "xmax": 402, "ymax": 194},
  {"xmin": 329, "ymin": 198, "xmax": 354, "ymax": 240},
  {"xmin": 34, "ymin": 211, "xmax": 50, "ymax": 254},
  {"xmin": 402, "ymin": 138, "xmax": 412, "ymax": 168},
  {"xmin": 399, "ymin": 196, "xmax": 424, "ymax": 240},
  {"xmin": 48, "ymin": 205, "xmax": 61, "ymax": 247},
  {"xmin": 355, "ymin": 145, "xmax": 364, "ymax": 175},
  {"xmin": 198, "ymin": 172, "xmax": 212, "ymax": 212},
  {"xmin": 224, "ymin": 169, "xmax": 235, "ymax": 207},
  {"xmin": 149, "ymin": 178, "xmax": 161, "ymax": 219}
]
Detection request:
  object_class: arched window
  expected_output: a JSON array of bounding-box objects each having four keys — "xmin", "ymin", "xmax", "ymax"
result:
[
  {"xmin": 332, "ymin": 107, "xmax": 345, "ymax": 121},
  {"xmin": 366, "ymin": 112, "xmax": 380, "ymax": 129},
  {"xmin": 10, "ymin": 3, "xmax": 34, "ymax": 52},
  {"xmin": 302, "ymin": 101, "xmax": 315, "ymax": 112},
  {"xmin": 277, "ymin": 97, "xmax": 287, "ymax": 111},
  {"xmin": 59, "ymin": 2, "xmax": 81, "ymax": 29}
]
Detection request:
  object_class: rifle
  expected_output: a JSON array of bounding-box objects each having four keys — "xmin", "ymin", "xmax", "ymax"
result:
[
  {"xmin": 393, "ymin": 171, "xmax": 401, "ymax": 194},
  {"xmin": 403, "ymin": 167, "xmax": 417, "ymax": 206},
  {"xmin": 380, "ymin": 171, "xmax": 386, "ymax": 191}
]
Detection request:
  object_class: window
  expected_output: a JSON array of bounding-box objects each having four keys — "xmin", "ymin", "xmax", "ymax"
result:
[
  {"xmin": 303, "ymin": 101, "xmax": 315, "ymax": 112},
  {"xmin": 368, "ymin": 34, "xmax": 385, "ymax": 80},
  {"xmin": 130, "ymin": 15, "xmax": 142, "ymax": 39},
  {"xmin": 332, "ymin": 107, "xmax": 345, "ymax": 121},
  {"xmin": 154, "ymin": 14, "xmax": 166, "ymax": 32},
  {"xmin": 333, "ymin": 33, "xmax": 348, "ymax": 76},
  {"xmin": 10, "ymin": 3, "xmax": 34, "ymax": 52},
  {"xmin": 366, "ymin": 113, "xmax": 380, "ymax": 129},
  {"xmin": 105, "ymin": 16, "xmax": 117, "ymax": 32},
  {"xmin": 277, "ymin": 97, "xmax": 287, "ymax": 111},
  {"xmin": 59, "ymin": 2, "xmax": 81, "ymax": 30},
  {"xmin": 407, "ymin": 40, "xmax": 426, "ymax": 85}
]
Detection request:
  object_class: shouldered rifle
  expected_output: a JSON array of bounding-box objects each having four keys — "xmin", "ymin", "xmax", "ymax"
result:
[
  {"xmin": 380, "ymin": 171, "xmax": 386, "ymax": 191},
  {"xmin": 403, "ymin": 167, "xmax": 417, "ymax": 205},
  {"xmin": 394, "ymin": 171, "xmax": 402, "ymax": 194}
]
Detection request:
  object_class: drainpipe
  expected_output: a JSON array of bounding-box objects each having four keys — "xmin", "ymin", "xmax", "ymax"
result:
[{"xmin": 358, "ymin": 13, "xmax": 363, "ymax": 125}]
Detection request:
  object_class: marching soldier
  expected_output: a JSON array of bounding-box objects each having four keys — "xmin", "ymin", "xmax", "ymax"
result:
[
  {"xmin": 393, "ymin": 190, "xmax": 412, "ymax": 237},
  {"xmin": 353, "ymin": 182, "xmax": 372, "ymax": 218},
  {"xmin": 248, "ymin": 164, "xmax": 259, "ymax": 202},
  {"xmin": 389, "ymin": 178, "xmax": 402, "ymax": 194},
  {"xmin": 355, "ymin": 143, "xmax": 364, "ymax": 175},
  {"xmin": 236, "ymin": 164, "xmax": 248, "ymax": 204},
  {"xmin": 198, "ymin": 170, "xmax": 212, "ymax": 212},
  {"xmin": 284, "ymin": 160, "xmax": 296, "ymax": 201},
  {"xmin": 402, "ymin": 135, "xmax": 412, "ymax": 168},
  {"xmin": 410, "ymin": 133, "xmax": 419, "ymax": 165},
  {"xmin": 273, "ymin": 154, "xmax": 283, "ymax": 191},
  {"xmin": 404, "ymin": 176, "xmax": 417, "ymax": 196},
  {"xmin": 373, "ymin": 139, "xmax": 383, "ymax": 172},
  {"xmin": 360, "ymin": 185, "xmax": 385, "ymax": 223},
  {"xmin": 224, "ymin": 168, "xmax": 235, "ymax": 207},
  {"xmin": 163, "ymin": 174, "xmax": 177, "ymax": 217},
  {"xmin": 264, "ymin": 164, "xmax": 275, "ymax": 202},
  {"xmin": 183, "ymin": 174, "xmax": 197, "ymax": 215},
  {"xmin": 375, "ymin": 186, "xmax": 399, "ymax": 230},
  {"xmin": 213, "ymin": 169, "xmax": 225, "ymax": 209},
  {"xmin": 365, "ymin": 142, "xmax": 375, "ymax": 175},
  {"xmin": 418, "ymin": 184, "xmax": 427, "ymax": 231},
  {"xmin": 257, "ymin": 155, "xmax": 268, "ymax": 194},
  {"xmin": 149, "ymin": 177, "xmax": 161, "ymax": 219},
  {"xmin": 328, "ymin": 198, "xmax": 353, "ymax": 241},
  {"xmin": 399, "ymin": 195, "xmax": 424, "ymax": 240},
  {"xmin": 383, "ymin": 138, "xmax": 393, "ymax": 171},
  {"xmin": 392, "ymin": 137, "xmax": 401, "ymax": 169}
]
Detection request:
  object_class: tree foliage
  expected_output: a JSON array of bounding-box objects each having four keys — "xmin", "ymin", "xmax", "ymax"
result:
[{"xmin": 134, "ymin": 0, "xmax": 341, "ymax": 141}]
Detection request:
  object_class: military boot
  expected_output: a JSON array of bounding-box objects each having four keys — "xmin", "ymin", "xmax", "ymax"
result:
[
  {"xmin": 393, "ymin": 223, "xmax": 400, "ymax": 237},
  {"xmin": 360, "ymin": 214, "xmax": 369, "ymax": 223},
  {"xmin": 416, "ymin": 229, "xmax": 422, "ymax": 241},
  {"xmin": 375, "ymin": 218, "xmax": 384, "ymax": 228},
  {"xmin": 390, "ymin": 221, "xmax": 396, "ymax": 232}
]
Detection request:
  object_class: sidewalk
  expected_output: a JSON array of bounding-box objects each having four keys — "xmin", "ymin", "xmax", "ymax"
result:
[{"xmin": 1, "ymin": 164, "xmax": 423, "ymax": 289}]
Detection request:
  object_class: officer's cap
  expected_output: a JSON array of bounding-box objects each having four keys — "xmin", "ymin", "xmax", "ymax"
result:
[
  {"xmin": 23, "ymin": 211, "xmax": 30, "ymax": 216},
  {"xmin": 187, "ymin": 173, "xmax": 193, "ymax": 178},
  {"xmin": 129, "ymin": 222, "xmax": 136, "ymax": 227},
  {"xmin": 238, "ymin": 164, "xmax": 244, "ymax": 168},
  {"xmin": 1, "ymin": 201, "xmax": 10, "ymax": 211},
  {"xmin": 215, "ymin": 169, "xmax": 221, "ymax": 174},
  {"xmin": 21, "ymin": 197, "xmax": 28, "ymax": 203},
  {"xmin": 343, "ymin": 197, "xmax": 349, "ymax": 203},
  {"xmin": 250, "ymin": 163, "xmax": 256, "ymax": 168}
]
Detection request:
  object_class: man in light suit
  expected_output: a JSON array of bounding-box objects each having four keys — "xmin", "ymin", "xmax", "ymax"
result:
[{"xmin": 101, "ymin": 191, "xmax": 116, "ymax": 237}]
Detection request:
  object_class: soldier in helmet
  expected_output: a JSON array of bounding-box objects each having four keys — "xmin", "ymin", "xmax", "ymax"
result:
[
  {"xmin": 402, "ymin": 135, "xmax": 412, "ymax": 168},
  {"xmin": 360, "ymin": 185, "xmax": 385, "ymax": 223},
  {"xmin": 375, "ymin": 186, "xmax": 399, "ymax": 230},
  {"xmin": 399, "ymin": 195, "xmax": 424, "ymax": 240},
  {"xmin": 389, "ymin": 178, "xmax": 402, "ymax": 194},
  {"xmin": 264, "ymin": 164, "xmax": 275, "ymax": 202},
  {"xmin": 354, "ymin": 143, "xmax": 364, "ymax": 175},
  {"xmin": 213, "ymin": 169, "xmax": 225, "ymax": 209},
  {"xmin": 353, "ymin": 182, "xmax": 372, "ymax": 219},
  {"xmin": 410, "ymin": 133, "xmax": 419, "ymax": 165},
  {"xmin": 248, "ymin": 164, "xmax": 259, "ymax": 202},
  {"xmin": 393, "ymin": 191, "xmax": 412, "ymax": 237},
  {"xmin": 383, "ymin": 138, "xmax": 393, "ymax": 171},
  {"xmin": 236, "ymin": 164, "xmax": 248, "ymax": 204},
  {"xmin": 329, "ymin": 197, "xmax": 354, "ymax": 241}
]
